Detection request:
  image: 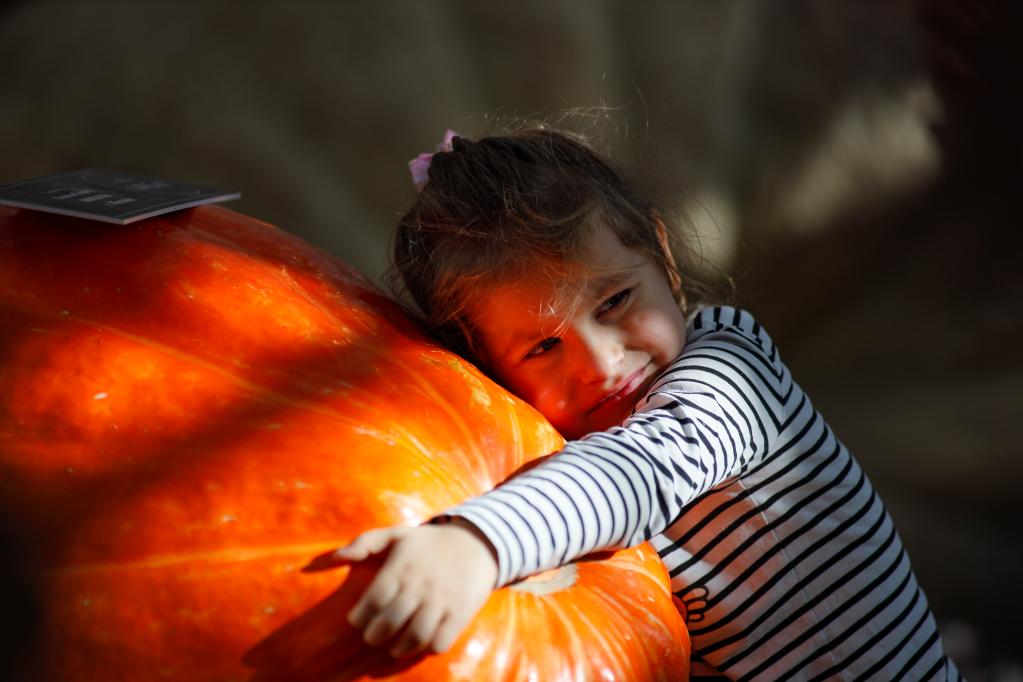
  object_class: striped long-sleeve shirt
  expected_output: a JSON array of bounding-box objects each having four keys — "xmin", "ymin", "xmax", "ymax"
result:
[{"xmin": 445, "ymin": 306, "xmax": 961, "ymax": 680}]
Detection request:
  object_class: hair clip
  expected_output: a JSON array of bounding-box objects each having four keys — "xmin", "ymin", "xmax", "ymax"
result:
[{"xmin": 408, "ymin": 129, "xmax": 460, "ymax": 192}]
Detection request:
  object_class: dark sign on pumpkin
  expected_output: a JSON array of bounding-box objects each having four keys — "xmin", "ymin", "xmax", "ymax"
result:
[{"xmin": 0, "ymin": 169, "xmax": 240, "ymax": 225}]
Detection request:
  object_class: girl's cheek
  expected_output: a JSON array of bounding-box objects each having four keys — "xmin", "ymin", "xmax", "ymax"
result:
[
  {"xmin": 626, "ymin": 308, "xmax": 665, "ymax": 334},
  {"xmin": 531, "ymin": 380, "xmax": 571, "ymax": 420},
  {"xmin": 654, "ymin": 312, "xmax": 685, "ymax": 346}
]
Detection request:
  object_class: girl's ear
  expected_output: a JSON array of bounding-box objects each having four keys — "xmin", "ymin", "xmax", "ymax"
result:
[{"xmin": 654, "ymin": 217, "xmax": 683, "ymax": 294}]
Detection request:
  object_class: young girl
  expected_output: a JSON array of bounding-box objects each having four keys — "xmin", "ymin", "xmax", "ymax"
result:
[{"xmin": 320, "ymin": 127, "xmax": 961, "ymax": 679}]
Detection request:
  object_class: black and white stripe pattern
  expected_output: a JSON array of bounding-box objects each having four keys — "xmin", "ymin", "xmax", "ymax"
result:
[{"xmin": 446, "ymin": 307, "xmax": 960, "ymax": 680}]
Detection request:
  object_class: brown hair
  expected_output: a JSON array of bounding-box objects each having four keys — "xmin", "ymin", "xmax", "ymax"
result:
[{"xmin": 390, "ymin": 125, "xmax": 718, "ymax": 366}]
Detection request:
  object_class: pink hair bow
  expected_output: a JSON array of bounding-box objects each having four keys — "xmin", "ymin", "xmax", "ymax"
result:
[{"xmin": 408, "ymin": 129, "xmax": 460, "ymax": 192}]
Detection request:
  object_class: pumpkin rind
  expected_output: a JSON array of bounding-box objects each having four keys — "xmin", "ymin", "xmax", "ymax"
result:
[{"xmin": 0, "ymin": 205, "xmax": 689, "ymax": 681}]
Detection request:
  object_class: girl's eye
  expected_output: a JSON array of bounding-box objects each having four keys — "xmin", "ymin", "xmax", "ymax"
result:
[
  {"xmin": 597, "ymin": 289, "xmax": 631, "ymax": 315},
  {"xmin": 524, "ymin": 337, "xmax": 560, "ymax": 360}
]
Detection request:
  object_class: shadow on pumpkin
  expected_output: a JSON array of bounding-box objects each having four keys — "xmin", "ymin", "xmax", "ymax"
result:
[
  {"xmin": 243, "ymin": 556, "xmax": 425, "ymax": 682},
  {"xmin": 0, "ymin": 512, "xmax": 42, "ymax": 680}
]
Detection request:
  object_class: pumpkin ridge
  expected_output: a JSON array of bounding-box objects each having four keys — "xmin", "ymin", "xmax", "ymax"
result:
[
  {"xmin": 372, "ymin": 421, "xmax": 476, "ymax": 500},
  {"xmin": 502, "ymin": 384, "xmax": 528, "ymax": 478},
  {"xmin": 566, "ymin": 575, "xmax": 640, "ymax": 675},
  {"xmin": 539, "ymin": 580, "xmax": 591, "ymax": 677},
  {"xmin": 6, "ymin": 308, "xmax": 431, "ymax": 433},
  {"xmin": 183, "ymin": 219, "xmax": 380, "ymax": 317},
  {"xmin": 560, "ymin": 590, "xmax": 620, "ymax": 671},
  {"xmin": 183, "ymin": 224, "xmax": 381, "ymax": 336},
  {"xmin": 43, "ymin": 540, "xmax": 349, "ymax": 576},
  {"xmin": 389, "ymin": 353, "xmax": 490, "ymax": 475}
]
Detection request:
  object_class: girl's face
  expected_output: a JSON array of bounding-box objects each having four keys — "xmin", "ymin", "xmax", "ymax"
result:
[{"xmin": 469, "ymin": 226, "xmax": 687, "ymax": 439}]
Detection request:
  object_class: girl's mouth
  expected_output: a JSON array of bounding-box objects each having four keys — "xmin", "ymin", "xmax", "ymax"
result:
[{"xmin": 588, "ymin": 365, "xmax": 652, "ymax": 415}]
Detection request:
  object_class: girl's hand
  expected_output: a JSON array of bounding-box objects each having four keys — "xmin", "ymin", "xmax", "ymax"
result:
[{"xmin": 308, "ymin": 519, "xmax": 499, "ymax": 658}]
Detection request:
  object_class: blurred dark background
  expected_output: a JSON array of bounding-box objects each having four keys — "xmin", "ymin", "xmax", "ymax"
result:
[{"xmin": 1, "ymin": 1, "xmax": 1020, "ymax": 679}]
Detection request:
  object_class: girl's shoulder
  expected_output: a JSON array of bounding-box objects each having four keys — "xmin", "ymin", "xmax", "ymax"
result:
[
  {"xmin": 638, "ymin": 305, "xmax": 788, "ymax": 413},
  {"xmin": 684, "ymin": 305, "xmax": 779, "ymax": 360}
]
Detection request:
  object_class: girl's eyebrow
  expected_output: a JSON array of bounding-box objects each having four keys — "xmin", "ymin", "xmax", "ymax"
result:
[
  {"xmin": 503, "ymin": 269, "xmax": 640, "ymax": 357},
  {"xmin": 501, "ymin": 313, "xmax": 558, "ymax": 360},
  {"xmin": 586, "ymin": 267, "xmax": 639, "ymax": 298},
  {"xmin": 497, "ymin": 296, "xmax": 572, "ymax": 361}
]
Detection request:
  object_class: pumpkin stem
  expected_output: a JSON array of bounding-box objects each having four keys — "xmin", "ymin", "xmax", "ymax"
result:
[{"xmin": 508, "ymin": 563, "xmax": 578, "ymax": 596}]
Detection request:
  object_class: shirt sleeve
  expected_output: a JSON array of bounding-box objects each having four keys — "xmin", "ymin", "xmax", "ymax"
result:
[{"xmin": 440, "ymin": 306, "xmax": 794, "ymax": 587}]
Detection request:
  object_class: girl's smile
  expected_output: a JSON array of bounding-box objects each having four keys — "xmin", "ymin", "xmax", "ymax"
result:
[
  {"xmin": 469, "ymin": 225, "xmax": 687, "ymax": 439},
  {"xmin": 587, "ymin": 364, "xmax": 653, "ymax": 416}
]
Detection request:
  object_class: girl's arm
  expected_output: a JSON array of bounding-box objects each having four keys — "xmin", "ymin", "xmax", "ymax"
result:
[{"xmin": 443, "ymin": 306, "xmax": 791, "ymax": 586}]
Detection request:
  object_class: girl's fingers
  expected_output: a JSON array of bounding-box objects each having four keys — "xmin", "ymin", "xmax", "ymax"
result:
[
  {"xmin": 347, "ymin": 567, "xmax": 402, "ymax": 629},
  {"xmin": 301, "ymin": 527, "xmax": 406, "ymax": 573},
  {"xmin": 432, "ymin": 609, "xmax": 473, "ymax": 654},
  {"xmin": 363, "ymin": 590, "xmax": 420, "ymax": 647},
  {"xmin": 333, "ymin": 527, "xmax": 400, "ymax": 561},
  {"xmin": 391, "ymin": 601, "xmax": 445, "ymax": 658},
  {"xmin": 300, "ymin": 549, "xmax": 349, "ymax": 573}
]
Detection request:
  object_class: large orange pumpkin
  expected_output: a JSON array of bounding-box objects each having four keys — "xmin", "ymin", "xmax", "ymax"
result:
[{"xmin": 0, "ymin": 205, "xmax": 689, "ymax": 680}]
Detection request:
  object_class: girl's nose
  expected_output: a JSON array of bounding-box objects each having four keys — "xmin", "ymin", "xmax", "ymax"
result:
[{"xmin": 575, "ymin": 327, "xmax": 624, "ymax": 384}]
